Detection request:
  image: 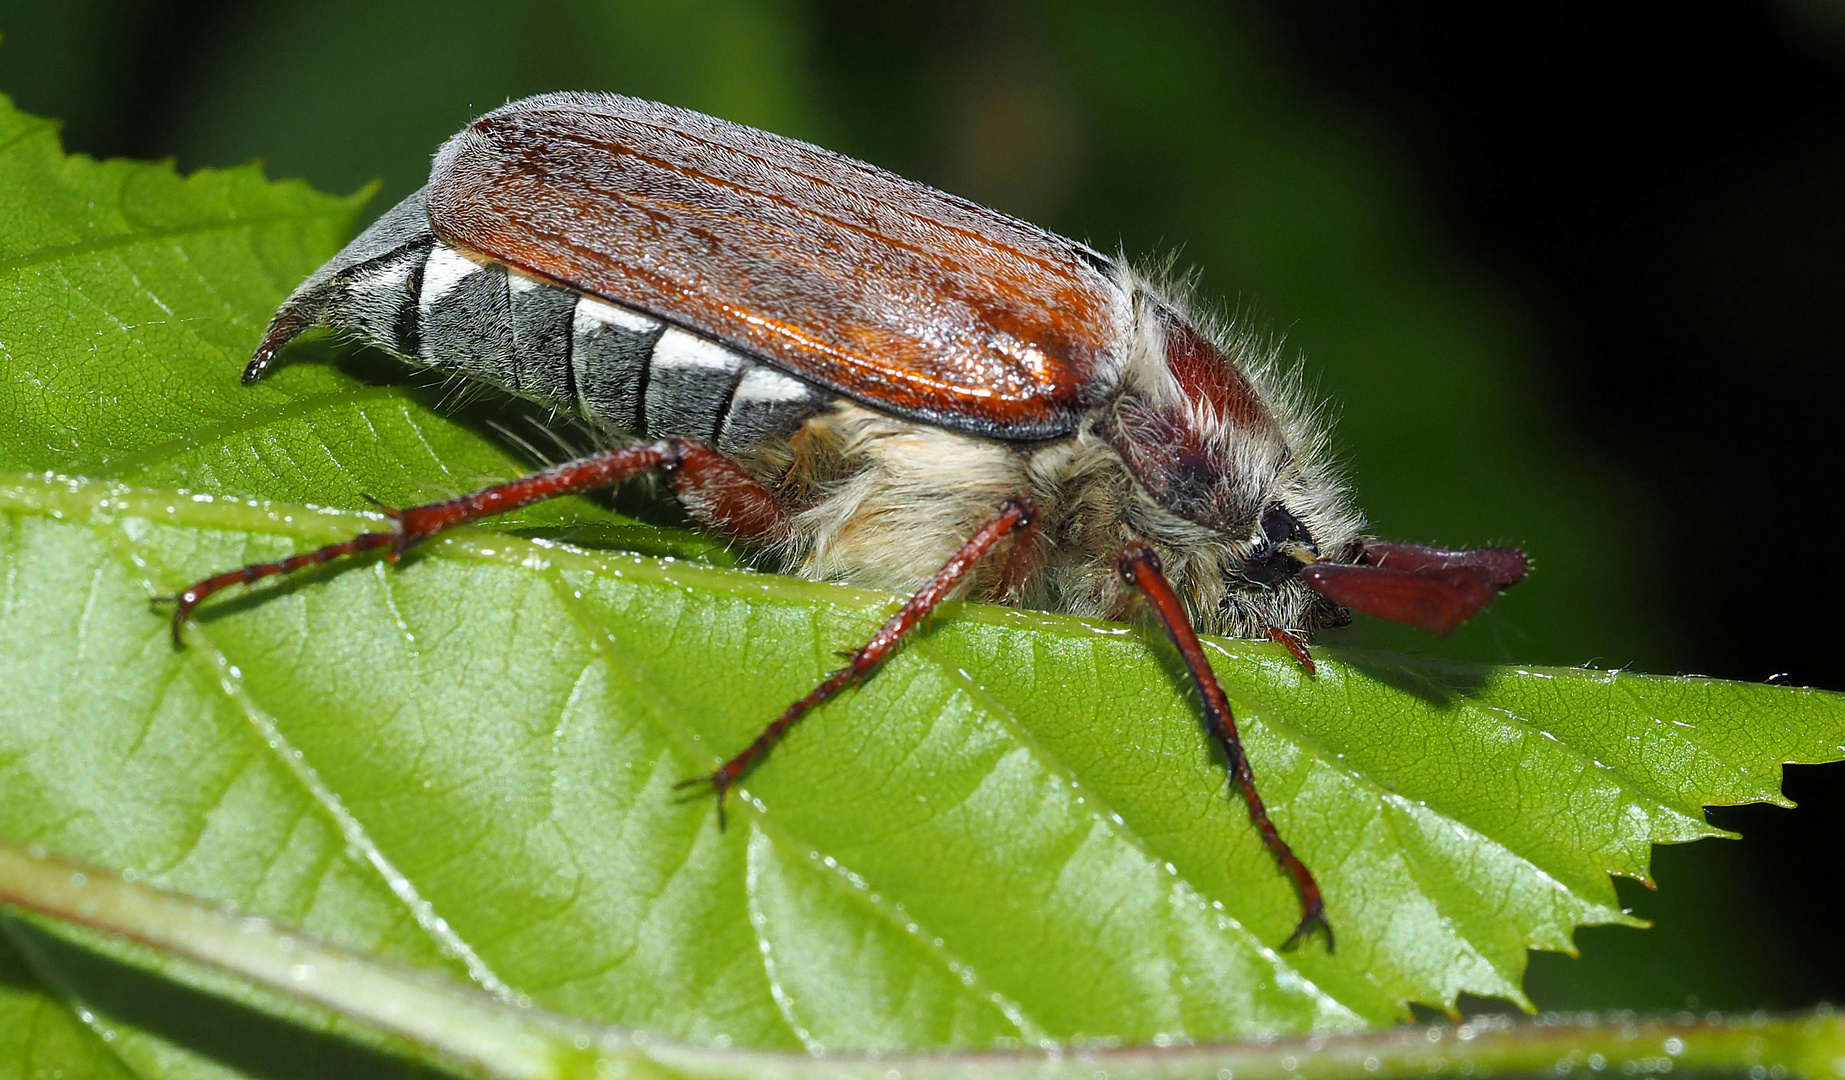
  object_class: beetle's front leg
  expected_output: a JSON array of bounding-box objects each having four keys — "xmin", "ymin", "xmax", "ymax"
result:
[
  {"xmin": 164, "ymin": 439, "xmax": 788, "ymax": 643},
  {"xmin": 1263, "ymin": 625, "xmax": 1317, "ymax": 675},
  {"xmin": 1119, "ymin": 541, "xmax": 1331, "ymax": 951},
  {"xmin": 676, "ymin": 497, "xmax": 1038, "ymax": 825}
]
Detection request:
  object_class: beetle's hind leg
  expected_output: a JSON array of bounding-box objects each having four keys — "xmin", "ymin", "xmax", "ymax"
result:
[
  {"xmin": 163, "ymin": 439, "xmax": 788, "ymax": 643},
  {"xmin": 675, "ymin": 497, "xmax": 1038, "ymax": 826}
]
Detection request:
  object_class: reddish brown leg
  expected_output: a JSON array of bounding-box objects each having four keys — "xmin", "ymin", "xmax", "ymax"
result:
[
  {"xmin": 1264, "ymin": 624, "xmax": 1317, "ymax": 676},
  {"xmin": 165, "ymin": 439, "xmax": 787, "ymax": 644},
  {"xmin": 677, "ymin": 497, "xmax": 1038, "ymax": 825},
  {"xmin": 1119, "ymin": 542, "xmax": 1331, "ymax": 951}
]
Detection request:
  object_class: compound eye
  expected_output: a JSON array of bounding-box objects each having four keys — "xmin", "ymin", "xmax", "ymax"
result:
[
  {"xmin": 1240, "ymin": 504, "xmax": 1318, "ymax": 587},
  {"xmin": 1261, "ymin": 504, "xmax": 1313, "ymax": 550}
]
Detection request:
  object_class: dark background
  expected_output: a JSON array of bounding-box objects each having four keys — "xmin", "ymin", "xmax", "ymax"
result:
[{"xmin": 2, "ymin": 0, "xmax": 1840, "ymax": 1016}]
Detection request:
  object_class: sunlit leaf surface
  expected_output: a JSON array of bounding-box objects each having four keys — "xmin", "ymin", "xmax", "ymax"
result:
[{"xmin": 3, "ymin": 91, "xmax": 1842, "ymax": 1079}]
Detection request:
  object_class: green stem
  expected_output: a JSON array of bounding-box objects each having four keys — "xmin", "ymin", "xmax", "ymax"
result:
[{"xmin": 3, "ymin": 836, "xmax": 1842, "ymax": 1080}]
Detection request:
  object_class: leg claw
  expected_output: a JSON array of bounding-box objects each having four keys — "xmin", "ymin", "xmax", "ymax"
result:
[
  {"xmin": 359, "ymin": 493, "xmax": 401, "ymax": 519},
  {"xmin": 1282, "ymin": 902, "xmax": 1334, "ymax": 953},
  {"xmin": 151, "ymin": 594, "xmax": 194, "ymax": 647},
  {"xmin": 673, "ymin": 771, "xmax": 733, "ymax": 830}
]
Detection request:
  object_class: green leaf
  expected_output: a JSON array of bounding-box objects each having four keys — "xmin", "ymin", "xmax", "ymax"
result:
[
  {"xmin": 9, "ymin": 839, "xmax": 1845, "ymax": 1080},
  {"xmin": 0, "ymin": 91, "xmax": 722, "ymax": 560},
  {"xmin": 1, "ymin": 931, "xmax": 139, "ymax": 1080},
  {"xmin": 2, "ymin": 89, "xmax": 1843, "ymax": 1079}
]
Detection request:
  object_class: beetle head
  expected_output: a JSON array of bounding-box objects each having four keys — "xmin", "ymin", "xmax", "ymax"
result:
[{"xmin": 1107, "ymin": 306, "xmax": 1525, "ymax": 637}]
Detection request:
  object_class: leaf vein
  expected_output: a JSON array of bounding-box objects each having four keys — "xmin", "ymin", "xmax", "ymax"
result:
[
  {"xmin": 92, "ymin": 516, "xmax": 521, "ymax": 1002},
  {"xmin": 0, "ymin": 207, "xmax": 357, "ymax": 277},
  {"xmin": 536, "ymin": 567, "xmax": 1047, "ymax": 1042}
]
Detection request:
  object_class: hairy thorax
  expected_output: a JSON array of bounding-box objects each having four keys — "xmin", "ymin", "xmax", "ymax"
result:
[
  {"xmin": 762, "ymin": 388, "xmax": 1356, "ymax": 640},
  {"xmin": 748, "ymin": 273, "xmax": 1370, "ymax": 639}
]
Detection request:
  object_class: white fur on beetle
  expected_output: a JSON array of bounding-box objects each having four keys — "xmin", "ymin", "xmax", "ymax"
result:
[{"xmin": 769, "ymin": 264, "xmax": 1366, "ymax": 640}]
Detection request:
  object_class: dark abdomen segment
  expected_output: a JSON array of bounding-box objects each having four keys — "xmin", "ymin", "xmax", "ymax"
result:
[{"xmin": 277, "ymin": 202, "xmax": 832, "ymax": 456}]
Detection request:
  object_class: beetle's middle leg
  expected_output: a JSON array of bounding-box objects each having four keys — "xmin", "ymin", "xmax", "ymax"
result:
[
  {"xmin": 676, "ymin": 496, "xmax": 1038, "ymax": 824},
  {"xmin": 165, "ymin": 439, "xmax": 787, "ymax": 642}
]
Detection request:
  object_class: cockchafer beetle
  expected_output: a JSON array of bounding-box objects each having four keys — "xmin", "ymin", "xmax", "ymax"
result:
[{"xmin": 169, "ymin": 92, "xmax": 1528, "ymax": 948}]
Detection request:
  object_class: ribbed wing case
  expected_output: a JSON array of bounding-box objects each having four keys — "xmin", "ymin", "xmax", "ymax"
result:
[{"xmin": 425, "ymin": 92, "xmax": 1130, "ymax": 439}]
